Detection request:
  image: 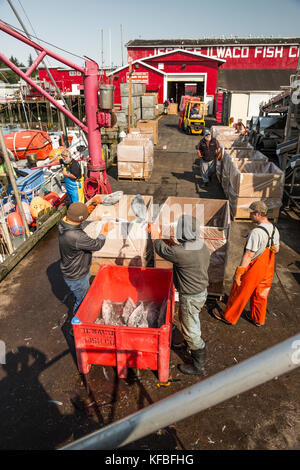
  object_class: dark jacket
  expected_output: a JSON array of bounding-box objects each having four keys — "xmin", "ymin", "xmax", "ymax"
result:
[
  {"xmin": 60, "ymin": 158, "xmax": 82, "ymax": 179},
  {"xmin": 153, "ymin": 215, "xmax": 210, "ymax": 295},
  {"xmin": 59, "ymin": 219, "xmax": 105, "ymax": 280},
  {"xmin": 197, "ymin": 137, "xmax": 220, "ymax": 162}
]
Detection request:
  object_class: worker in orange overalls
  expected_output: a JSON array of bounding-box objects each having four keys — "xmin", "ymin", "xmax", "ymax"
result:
[{"xmin": 212, "ymin": 201, "xmax": 280, "ymax": 327}]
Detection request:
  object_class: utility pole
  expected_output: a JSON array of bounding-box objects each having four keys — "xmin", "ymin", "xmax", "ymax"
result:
[
  {"xmin": 128, "ymin": 59, "xmax": 132, "ymax": 131},
  {"xmin": 120, "ymin": 24, "xmax": 124, "ymax": 67},
  {"xmin": 0, "ymin": 126, "xmax": 30, "ymax": 238},
  {"xmin": 101, "ymin": 29, "xmax": 104, "ymax": 73},
  {"xmin": 7, "ymin": 0, "xmax": 86, "ymax": 147}
]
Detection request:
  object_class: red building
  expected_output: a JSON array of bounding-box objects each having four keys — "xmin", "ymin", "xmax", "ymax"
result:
[
  {"xmin": 110, "ymin": 37, "xmax": 300, "ymax": 121},
  {"xmin": 109, "ymin": 49, "xmax": 225, "ymax": 108}
]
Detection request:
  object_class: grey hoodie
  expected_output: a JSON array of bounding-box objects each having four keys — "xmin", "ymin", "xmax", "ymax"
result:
[
  {"xmin": 58, "ymin": 219, "xmax": 105, "ymax": 280},
  {"xmin": 154, "ymin": 215, "xmax": 210, "ymax": 295}
]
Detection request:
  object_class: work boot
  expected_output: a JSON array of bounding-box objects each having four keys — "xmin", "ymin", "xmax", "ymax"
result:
[{"xmin": 178, "ymin": 347, "xmax": 206, "ymax": 376}]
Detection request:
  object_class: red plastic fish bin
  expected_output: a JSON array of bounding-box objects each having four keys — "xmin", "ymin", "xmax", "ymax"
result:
[{"xmin": 72, "ymin": 265, "xmax": 175, "ymax": 383}]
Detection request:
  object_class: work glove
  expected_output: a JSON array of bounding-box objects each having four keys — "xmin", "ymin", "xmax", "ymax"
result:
[
  {"xmin": 148, "ymin": 223, "xmax": 161, "ymax": 240},
  {"xmin": 234, "ymin": 266, "xmax": 247, "ymax": 287},
  {"xmin": 101, "ymin": 221, "xmax": 114, "ymax": 236}
]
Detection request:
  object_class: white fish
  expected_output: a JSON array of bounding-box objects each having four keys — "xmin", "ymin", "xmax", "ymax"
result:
[
  {"xmin": 122, "ymin": 297, "xmax": 137, "ymax": 324},
  {"xmin": 127, "ymin": 302, "xmax": 146, "ymax": 327},
  {"xmin": 102, "ymin": 299, "xmax": 114, "ymax": 325}
]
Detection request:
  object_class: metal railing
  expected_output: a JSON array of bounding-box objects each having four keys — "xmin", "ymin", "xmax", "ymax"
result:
[{"xmin": 60, "ymin": 333, "xmax": 300, "ymax": 450}]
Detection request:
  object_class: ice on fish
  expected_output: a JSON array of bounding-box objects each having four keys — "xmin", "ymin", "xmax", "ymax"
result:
[
  {"xmin": 122, "ymin": 297, "xmax": 137, "ymax": 324},
  {"xmin": 102, "ymin": 299, "xmax": 114, "ymax": 324},
  {"xmin": 145, "ymin": 301, "xmax": 159, "ymax": 328},
  {"xmin": 157, "ymin": 298, "xmax": 168, "ymax": 327},
  {"xmin": 127, "ymin": 302, "xmax": 146, "ymax": 327},
  {"xmin": 96, "ymin": 297, "xmax": 167, "ymax": 328}
]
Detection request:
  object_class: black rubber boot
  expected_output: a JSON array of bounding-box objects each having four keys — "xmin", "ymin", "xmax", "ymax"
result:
[{"xmin": 178, "ymin": 347, "xmax": 206, "ymax": 376}]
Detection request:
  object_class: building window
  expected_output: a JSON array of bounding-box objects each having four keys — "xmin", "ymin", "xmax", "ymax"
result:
[
  {"xmin": 69, "ymin": 71, "xmax": 77, "ymax": 76},
  {"xmin": 158, "ymin": 63, "xmax": 164, "ymax": 70}
]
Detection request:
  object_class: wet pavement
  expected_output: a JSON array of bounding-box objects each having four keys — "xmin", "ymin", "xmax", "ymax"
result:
[{"xmin": 0, "ymin": 115, "xmax": 300, "ymax": 450}]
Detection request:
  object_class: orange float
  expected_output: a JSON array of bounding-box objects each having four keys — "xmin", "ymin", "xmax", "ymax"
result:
[
  {"xmin": 43, "ymin": 192, "xmax": 60, "ymax": 206},
  {"xmin": 16, "ymin": 201, "xmax": 33, "ymax": 225},
  {"xmin": 30, "ymin": 196, "xmax": 52, "ymax": 219},
  {"xmin": 7, "ymin": 211, "xmax": 24, "ymax": 237}
]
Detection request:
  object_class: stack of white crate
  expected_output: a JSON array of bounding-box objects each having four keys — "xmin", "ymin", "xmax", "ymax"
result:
[
  {"xmin": 117, "ymin": 133, "xmax": 154, "ymax": 181},
  {"xmin": 115, "ymin": 83, "xmax": 146, "ymax": 128},
  {"xmin": 141, "ymin": 94, "xmax": 157, "ymax": 120}
]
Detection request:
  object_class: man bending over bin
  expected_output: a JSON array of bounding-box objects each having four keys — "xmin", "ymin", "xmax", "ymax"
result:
[
  {"xmin": 150, "ymin": 214, "xmax": 210, "ymax": 376},
  {"xmin": 59, "ymin": 202, "xmax": 113, "ymax": 333},
  {"xmin": 212, "ymin": 201, "xmax": 280, "ymax": 327}
]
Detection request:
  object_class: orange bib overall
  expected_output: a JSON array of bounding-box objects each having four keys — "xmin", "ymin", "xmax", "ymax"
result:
[{"xmin": 223, "ymin": 233, "xmax": 276, "ymax": 326}]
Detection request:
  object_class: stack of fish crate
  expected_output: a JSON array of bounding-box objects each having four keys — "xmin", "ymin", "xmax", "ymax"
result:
[
  {"xmin": 140, "ymin": 93, "xmax": 157, "ymax": 120},
  {"xmin": 211, "ymin": 126, "xmax": 283, "ymax": 222},
  {"xmin": 117, "ymin": 133, "xmax": 154, "ymax": 181},
  {"xmin": 115, "ymin": 82, "xmax": 146, "ymax": 128}
]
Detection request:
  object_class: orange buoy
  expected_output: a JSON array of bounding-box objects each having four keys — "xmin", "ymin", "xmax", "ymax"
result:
[
  {"xmin": 30, "ymin": 196, "xmax": 52, "ymax": 219},
  {"xmin": 44, "ymin": 192, "xmax": 60, "ymax": 206},
  {"xmin": 7, "ymin": 211, "xmax": 24, "ymax": 237},
  {"xmin": 16, "ymin": 201, "xmax": 33, "ymax": 225}
]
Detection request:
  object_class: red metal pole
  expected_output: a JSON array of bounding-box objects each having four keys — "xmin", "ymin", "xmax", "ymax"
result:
[
  {"xmin": 84, "ymin": 61, "xmax": 104, "ymax": 173},
  {"xmin": 0, "ymin": 19, "xmax": 112, "ymax": 195},
  {"xmin": 0, "ymin": 53, "xmax": 88, "ymax": 133}
]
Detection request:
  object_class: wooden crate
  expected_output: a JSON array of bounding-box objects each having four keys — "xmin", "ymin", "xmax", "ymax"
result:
[
  {"xmin": 168, "ymin": 103, "xmax": 178, "ymax": 115},
  {"xmin": 230, "ymin": 199, "xmax": 281, "ymax": 223},
  {"xmin": 153, "ymin": 197, "xmax": 231, "ymax": 297}
]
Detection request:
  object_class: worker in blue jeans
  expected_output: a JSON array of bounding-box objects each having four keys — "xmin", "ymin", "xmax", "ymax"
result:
[
  {"xmin": 151, "ymin": 214, "xmax": 211, "ymax": 375},
  {"xmin": 58, "ymin": 202, "xmax": 113, "ymax": 333}
]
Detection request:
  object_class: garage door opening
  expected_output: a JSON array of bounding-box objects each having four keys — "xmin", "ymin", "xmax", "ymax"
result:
[{"xmin": 167, "ymin": 81, "xmax": 204, "ymax": 104}]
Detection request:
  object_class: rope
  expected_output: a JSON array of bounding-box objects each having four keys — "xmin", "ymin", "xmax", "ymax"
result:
[{"xmin": 84, "ymin": 176, "xmax": 109, "ymax": 201}]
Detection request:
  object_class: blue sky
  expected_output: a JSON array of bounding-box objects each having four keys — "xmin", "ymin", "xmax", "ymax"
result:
[{"xmin": 1, "ymin": 0, "xmax": 300, "ymax": 69}]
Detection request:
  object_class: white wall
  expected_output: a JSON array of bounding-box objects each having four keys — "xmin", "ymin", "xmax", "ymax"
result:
[
  {"xmin": 247, "ymin": 92, "xmax": 279, "ymax": 120},
  {"xmin": 230, "ymin": 93, "xmax": 249, "ymax": 125}
]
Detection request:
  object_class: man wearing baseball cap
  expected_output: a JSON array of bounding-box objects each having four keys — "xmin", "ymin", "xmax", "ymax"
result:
[
  {"xmin": 212, "ymin": 201, "xmax": 280, "ymax": 327},
  {"xmin": 59, "ymin": 202, "xmax": 112, "ymax": 330},
  {"xmin": 194, "ymin": 129, "xmax": 221, "ymax": 188}
]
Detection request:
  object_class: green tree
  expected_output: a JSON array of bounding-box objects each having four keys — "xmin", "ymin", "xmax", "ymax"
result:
[{"xmin": 0, "ymin": 56, "xmax": 25, "ymax": 84}]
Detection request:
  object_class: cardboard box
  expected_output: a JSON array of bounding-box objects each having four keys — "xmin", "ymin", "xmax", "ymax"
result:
[
  {"xmin": 221, "ymin": 151, "xmax": 269, "ymax": 195},
  {"xmin": 85, "ymin": 194, "xmax": 154, "ymax": 273},
  {"xmin": 118, "ymin": 159, "xmax": 153, "ymax": 179},
  {"xmin": 137, "ymin": 119, "xmax": 158, "ymax": 145},
  {"xmin": 153, "ymin": 197, "xmax": 231, "ymax": 296},
  {"xmin": 230, "ymin": 196, "xmax": 282, "ymax": 220},
  {"xmin": 229, "ymin": 160, "xmax": 284, "ymax": 199},
  {"xmin": 168, "ymin": 103, "xmax": 178, "ymax": 115},
  {"xmin": 126, "ymin": 132, "xmax": 154, "ymax": 145},
  {"xmin": 117, "ymin": 139, "xmax": 153, "ymax": 163}
]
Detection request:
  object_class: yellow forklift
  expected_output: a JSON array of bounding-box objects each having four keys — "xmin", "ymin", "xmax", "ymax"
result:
[{"xmin": 180, "ymin": 100, "xmax": 206, "ymax": 135}]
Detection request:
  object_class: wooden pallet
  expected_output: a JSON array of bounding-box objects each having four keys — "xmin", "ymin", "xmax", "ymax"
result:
[{"xmin": 117, "ymin": 173, "xmax": 152, "ymax": 182}]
